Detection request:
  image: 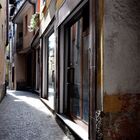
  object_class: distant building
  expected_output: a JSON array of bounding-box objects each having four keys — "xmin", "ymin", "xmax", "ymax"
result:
[
  {"xmin": 9, "ymin": 0, "xmax": 40, "ymax": 93},
  {"xmin": 0, "ymin": 0, "xmax": 8, "ymax": 102}
]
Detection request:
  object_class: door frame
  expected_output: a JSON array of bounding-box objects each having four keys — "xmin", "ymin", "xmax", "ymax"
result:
[{"xmin": 57, "ymin": 0, "xmax": 98, "ymax": 138}]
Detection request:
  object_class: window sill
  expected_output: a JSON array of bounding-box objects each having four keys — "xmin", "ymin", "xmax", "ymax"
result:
[{"xmin": 56, "ymin": 114, "xmax": 88, "ymax": 140}]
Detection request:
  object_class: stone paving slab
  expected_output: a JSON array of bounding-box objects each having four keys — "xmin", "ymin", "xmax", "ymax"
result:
[{"xmin": 0, "ymin": 90, "xmax": 69, "ymax": 140}]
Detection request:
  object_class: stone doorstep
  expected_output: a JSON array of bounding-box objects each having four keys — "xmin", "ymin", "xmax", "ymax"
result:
[
  {"xmin": 56, "ymin": 114, "xmax": 89, "ymax": 140},
  {"xmin": 40, "ymin": 98, "xmax": 55, "ymax": 113}
]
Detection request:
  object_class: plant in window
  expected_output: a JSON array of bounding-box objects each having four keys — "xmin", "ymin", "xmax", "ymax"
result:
[{"xmin": 28, "ymin": 13, "xmax": 39, "ymax": 32}]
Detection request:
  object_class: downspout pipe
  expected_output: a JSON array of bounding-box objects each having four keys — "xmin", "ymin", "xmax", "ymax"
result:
[{"xmin": 6, "ymin": 0, "xmax": 9, "ymax": 46}]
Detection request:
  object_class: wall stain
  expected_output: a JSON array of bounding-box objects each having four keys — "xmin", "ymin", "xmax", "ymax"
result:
[{"xmin": 103, "ymin": 94, "xmax": 140, "ymax": 140}]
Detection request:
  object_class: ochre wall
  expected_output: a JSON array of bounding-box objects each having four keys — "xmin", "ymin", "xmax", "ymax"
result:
[
  {"xmin": 23, "ymin": 6, "xmax": 34, "ymax": 49},
  {"xmin": 0, "ymin": 0, "xmax": 7, "ymax": 85},
  {"xmin": 0, "ymin": 0, "xmax": 7, "ymax": 101},
  {"xmin": 0, "ymin": 47, "xmax": 5, "ymax": 85},
  {"xmin": 15, "ymin": 54, "xmax": 26, "ymax": 83}
]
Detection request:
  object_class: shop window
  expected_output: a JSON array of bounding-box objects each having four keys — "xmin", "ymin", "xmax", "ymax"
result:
[{"xmin": 66, "ymin": 5, "xmax": 89, "ymax": 127}]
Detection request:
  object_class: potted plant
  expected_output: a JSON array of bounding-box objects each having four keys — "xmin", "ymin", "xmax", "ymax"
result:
[{"xmin": 28, "ymin": 13, "xmax": 39, "ymax": 32}]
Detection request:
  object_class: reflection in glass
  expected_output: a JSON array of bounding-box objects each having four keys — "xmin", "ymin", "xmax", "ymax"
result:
[
  {"xmin": 48, "ymin": 33, "xmax": 55, "ymax": 107},
  {"xmin": 70, "ymin": 20, "xmax": 81, "ymax": 118},
  {"xmin": 69, "ymin": 18, "xmax": 89, "ymax": 123},
  {"xmin": 83, "ymin": 35, "xmax": 89, "ymax": 122}
]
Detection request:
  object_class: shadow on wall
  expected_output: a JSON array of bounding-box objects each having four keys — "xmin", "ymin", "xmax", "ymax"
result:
[{"xmin": 0, "ymin": 82, "xmax": 7, "ymax": 102}]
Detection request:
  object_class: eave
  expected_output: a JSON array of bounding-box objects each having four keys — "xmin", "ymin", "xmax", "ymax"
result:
[{"xmin": 12, "ymin": 0, "xmax": 32, "ymax": 23}]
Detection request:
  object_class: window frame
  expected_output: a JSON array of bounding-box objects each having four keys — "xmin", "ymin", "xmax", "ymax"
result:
[
  {"xmin": 46, "ymin": 30, "xmax": 56, "ymax": 98},
  {"xmin": 42, "ymin": 20, "xmax": 56, "ymax": 110},
  {"xmin": 63, "ymin": 3, "xmax": 90, "ymax": 130}
]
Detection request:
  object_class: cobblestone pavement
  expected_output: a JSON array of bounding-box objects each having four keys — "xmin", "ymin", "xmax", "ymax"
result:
[{"xmin": 0, "ymin": 90, "xmax": 69, "ymax": 140}]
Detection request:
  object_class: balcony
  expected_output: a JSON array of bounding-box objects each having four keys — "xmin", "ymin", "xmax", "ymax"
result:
[{"xmin": 16, "ymin": 37, "xmax": 23, "ymax": 52}]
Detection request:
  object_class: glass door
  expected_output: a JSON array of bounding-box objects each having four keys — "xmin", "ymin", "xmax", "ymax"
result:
[{"xmin": 67, "ymin": 13, "xmax": 89, "ymax": 127}]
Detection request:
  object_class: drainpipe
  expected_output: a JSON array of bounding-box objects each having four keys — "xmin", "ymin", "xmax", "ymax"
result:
[{"xmin": 6, "ymin": 0, "xmax": 9, "ymax": 46}]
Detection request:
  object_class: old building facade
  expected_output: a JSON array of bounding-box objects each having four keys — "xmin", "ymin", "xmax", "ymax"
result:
[
  {"xmin": 9, "ymin": 0, "xmax": 140, "ymax": 139},
  {"xmin": 0, "ymin": 0, "xmax": 8, "ymax": 102},
  {"xmin": 9, "ymin": 0, "xmax": 40, "ymax": 93},
  {"xmin": 39, "ymin": 0, "xmax": 140, "ymax": 139}
]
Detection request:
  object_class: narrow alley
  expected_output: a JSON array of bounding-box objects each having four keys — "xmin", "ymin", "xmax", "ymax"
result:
[
  {"xmin": 0, "ymin": 90, "xmax": 69, "ymax": 140},
  {"xmin": 0, "ymin": 0, "xmax": 140, "ymax": 139}
]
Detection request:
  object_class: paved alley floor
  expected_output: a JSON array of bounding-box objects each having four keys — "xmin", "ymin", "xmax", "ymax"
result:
[{"xmin": 0, "ymin": 90, "xmax": 69, "ymax": 140}]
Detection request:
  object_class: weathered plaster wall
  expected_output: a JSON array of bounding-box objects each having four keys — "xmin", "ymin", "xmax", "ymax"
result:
[
  {"xmin": 40, "ymin": 0, "xmax": 82, "ymax": 35},
  {"xmin": 23, "ymin": 6, "xmax": 34, "ymax": 49},
  {"xmin": 0, "ymin": 47, "xmax": 6, "ymax": 102},
  {"xmin": 57, "ymin": 0, "xmax": 81, "ymax": 26},
  {"xmin": 0, "ymin": 0, "xmax": 7, "ymax": 85},
  {"xmin": 104, "ymin": 0, "xmax": 140, "ymax": 139},
  {"xmin": 40, "ymin": 0, "xmax": 56, "ymax": 35},
  {"xmin": 0, "ymin": 47, "xmax": 5, "ymax": 85},
  {"xmin": 15, "ymin": 54, "xmax": 26, "ymax": 83},
  {"xmin": 0, "ymin": 0, "xmax": 7, "ymax": 101},
  {"xmin": 56, "ymin": 0, "xmax": 64, "ymax": 10}
]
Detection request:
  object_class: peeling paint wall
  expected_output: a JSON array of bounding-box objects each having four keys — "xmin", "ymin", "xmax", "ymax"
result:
[{"xmin": 104, "ymin": 0, "xmax": 140, "ymax": 139}]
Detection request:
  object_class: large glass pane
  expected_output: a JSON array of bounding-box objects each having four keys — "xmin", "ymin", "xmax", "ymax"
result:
[
  {"xmin": 48, "ymin": 33, "xmax": 55, "ymax": 106},
  {"xmin": 70, "ymin": 20, "xmax": 82, "ymax": 118},
  {"xmin": 68, "ymin": 14, "xmax": 89, "ymax": 124},
  {"xmin": 82, "ymin": 34, "xmax": 89, "ymax": 122}
]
